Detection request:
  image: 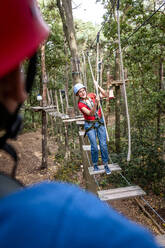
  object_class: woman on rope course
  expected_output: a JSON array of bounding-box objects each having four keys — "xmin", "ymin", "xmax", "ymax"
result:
[{"xmin": 74, "ymin": 82, "xmax": 111, "ymax": 175}]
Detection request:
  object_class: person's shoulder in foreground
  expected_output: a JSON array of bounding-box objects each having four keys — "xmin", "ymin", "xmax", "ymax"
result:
[{"xmin": 0, "ymin": 181, "xmax": 159, "ymax": 248}]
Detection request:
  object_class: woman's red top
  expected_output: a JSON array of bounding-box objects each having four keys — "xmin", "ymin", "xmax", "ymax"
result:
[{"xmin": 78, "ymin": 93, "xmax": 101, "ymax": 121}]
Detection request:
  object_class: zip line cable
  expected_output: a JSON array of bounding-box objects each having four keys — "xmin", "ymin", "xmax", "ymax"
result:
[
  {"xmin": 113, "ymin": 0, "xmax": 165, "ymax": 53},
  {"xmin": 117, "ymin": 0, "xmax": 131, "ymax": 162},
  {"xmin": 125, "ymin": 1, "xmax": 165, "ymax": 45},
  {"xmin": 89, "ymin": 0, "xmax": 117, "ymax": 50}
]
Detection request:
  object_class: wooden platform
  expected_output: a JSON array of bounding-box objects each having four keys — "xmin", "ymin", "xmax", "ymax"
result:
[
  {"xmin": 156, "ymin": 235, "xmax": 165, "ymax": 248},
  {"xmin": 98, "ymin": 186, "xmax": 146, "ymax": 201},
  {"xmin": 88, "ymin": 164, "xmax": 121, "ymax": 175},
  {"xmin": 83, "ymin": 145, "xmax": 100, "ymax": 151}
]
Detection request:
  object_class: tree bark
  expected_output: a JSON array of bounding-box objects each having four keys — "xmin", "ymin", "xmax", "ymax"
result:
[
  {"xmin": 41, "ymin": 43, "xmax": 48, "ymax": 169},
  {"xmin": 57, "ymin": 0, "xmax": 82, "ymax": 113},
  {"xmin": 156, "ymin": 57, "xmax": 163, "ymax": 140},
  {"xmin": 114, "ymin": 51, "xmax": 121, "ymax": 153},
  {"xmin": 64, "ymin": 40, "xmax": 69, "ymax": 113},
  {"xmin": 105, "ymin": 71, "xmax": 113, "ymax": 125}
]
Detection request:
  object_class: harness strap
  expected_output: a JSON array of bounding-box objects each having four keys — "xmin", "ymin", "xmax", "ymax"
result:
[
  {"xmin": 0, "ymin": 53, "xmax": 37, "ymax": 179},
  {"xmin": 79, "ymin": 97, "xmax": 100, "ymax": 119},
  {"xmin": 84, "ymin": 119, "xmax": 104, "ymax": 137}
]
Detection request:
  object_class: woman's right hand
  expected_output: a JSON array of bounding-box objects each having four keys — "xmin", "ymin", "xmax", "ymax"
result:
[{"xmin": 95, "ymin": 95, "xmax": 100, "ymax": 105}]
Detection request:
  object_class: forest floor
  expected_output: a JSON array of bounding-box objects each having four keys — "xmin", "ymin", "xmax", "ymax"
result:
[{"xmin": 0, "ymin": 129, "xmax": 164, "ymax": 237}]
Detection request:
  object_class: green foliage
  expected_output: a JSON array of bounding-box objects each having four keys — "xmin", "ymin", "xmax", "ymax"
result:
[
  {"xmin": 121, "ymin": 133, "xmax": 165, "ymax": 194},
  {"xmin": 22, "ymin": 0, "xmax": 165, "ymax": 196},
  {"xmin": 54, "ymin": 147, "xmax": 82, "ymax": 185}
]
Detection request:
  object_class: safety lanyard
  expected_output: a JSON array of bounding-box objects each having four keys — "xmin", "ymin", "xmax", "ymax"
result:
[{"xmin": 80, "ymin": 97, "xmax": 100, "ymax": 119}]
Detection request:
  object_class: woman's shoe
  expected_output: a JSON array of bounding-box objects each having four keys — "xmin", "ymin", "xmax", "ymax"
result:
[
  {"xmin": 104, "ymin": 165, "xmax": 111, "ymax": 175},
  {"xmin": 94, "ymin": 165, "xmax": 100, "ymax": 171}
]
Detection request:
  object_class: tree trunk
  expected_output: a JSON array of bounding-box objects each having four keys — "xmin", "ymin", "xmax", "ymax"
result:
[
  {"xmin": 63, "ymin": 41, "xmax": 69, "ymax": 113},
  {"xmin": 57, "ymin": 0, "xmax": 82, "ymax": 113},
  {"xmin": 156, "ymin": 57, "xmax": 163, "ymax": 140},
  {"xmin": 41, "ymin": 43, "xmax": 48, "ymax": 169},
  {"xmin": 105, "ymin": 71, "xmax": 113, "ymax": 125},
  {"xmin": 55, "ymin": 90, "xmax": 59, "ymax": 113},
  {"xmin": 82, "ymin": 51, "xmax": 87, "ymax": 89},
  {"xmin": 114, "ymin": 51, "xmax": 121, "ymax": 153},
  {"xmin": 59, "ymin": 89, "xmax": 64, "ymax": 114}
]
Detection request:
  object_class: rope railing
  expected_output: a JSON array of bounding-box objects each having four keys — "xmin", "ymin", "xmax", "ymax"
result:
[{"xmin": 87, "ymin": 53, "xmax": 110, "ymax": 142}]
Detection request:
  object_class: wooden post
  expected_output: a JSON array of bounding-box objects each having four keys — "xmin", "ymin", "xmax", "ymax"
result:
[{"xmin": 79, "ymin": 134, "xmax": 98, "ymax": 195}]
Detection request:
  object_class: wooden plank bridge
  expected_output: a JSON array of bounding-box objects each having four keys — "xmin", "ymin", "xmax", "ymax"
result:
[{"xmin": 76, "ymin": 118, "xmax": 165, "ymax": 247}]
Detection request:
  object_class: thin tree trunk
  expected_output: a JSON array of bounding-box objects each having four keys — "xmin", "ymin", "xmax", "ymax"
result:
[
  {"xmin": 55, "ymin": 90, "xmax": 59, "ymax": 113},
  {"xmin": 41, "ymin": 43, "xmax": 48, "ymax": 169},
  {"xmin": 59, "ymin": 89, "xmax": 64, "ymax": 114},
  {"xmin": 57, "ymin": 0, "xmax": 82, "ymax": 114},
  {"xmin": 64, "ymin": 41, "xmax": 69, "ymax": 112},
  {"xmin": 114, "ymin": 51, "xmax": 121, "ymax": 153},
  {"xmin": 105, "ymin": 71, "xmax": 112, "ymax": 125},
  {"xmin": 156, "ymin": 57, "xmax": 163, "ymax": 140}
]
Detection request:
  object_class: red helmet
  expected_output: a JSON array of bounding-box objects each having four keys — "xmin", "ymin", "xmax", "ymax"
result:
[{"xmin": 0, "ymin": 0, "xmax": 49, "ymax": 78}]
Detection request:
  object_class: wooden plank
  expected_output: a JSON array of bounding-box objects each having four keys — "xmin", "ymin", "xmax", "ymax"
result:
[
  {"xmin": 98, "ymin": 185, "xmax": 144, "ymax": 195},
  {"xmin": 62, "ymin": 115, "xmax": 83, "ymax": 120},
  {"xmin": 45, "ymin": 108, "xmax": 57, "ymax": 112},
  {"xmin": 83, "ymin": 145, "xmax": 100, "ymax": 151},
  {"xmin": 53, "ymin": 112, "xmax": 68, "ymax": 118},
  {"xmin": 76, "ymin": 120, "xmax": 85, "ymax": 125},
  {"xmin": 61, "ymin": 114, "xmax": 69, "ymax": 119},
  {"xmin": 156, "ymin": 235, "xmax": 165, "ymax": 248},
  {"xmin": 31, "ymin": 105, "xmax": 56, "ymax": 111},
  {"xmin": 103, "ymin": 80, "xmax": 123, "ymax": 86},
  {"xmin": 79, "ymin": 131, "xmax": 85, "ymax": 136},
  {"xmin": 88, "ymin": 164, "xmax": 121, "ymax": 175},
  {"xmin": 63, "ymin": 117, "xmax": 84, "ymax": 123},
  {"xmin": 98, "ymin": 186, "xmax": 146, "ymax": 201},
  {"xmin": 48, "ymin": 112, "xmax": 56, "ymax": 116}
]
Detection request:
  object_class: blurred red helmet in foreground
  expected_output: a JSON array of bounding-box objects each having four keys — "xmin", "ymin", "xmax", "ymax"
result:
[{"xmin": 0, "ymin": 0, "xmax": 49, "ymax": 78}]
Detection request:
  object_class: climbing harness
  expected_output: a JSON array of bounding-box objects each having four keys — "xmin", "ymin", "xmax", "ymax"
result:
[
  {"xmin": 84, "ymin": 119, "xmax": 104, "ymax": 138},
  {"xmin": 79, "ymin": 96, "xmax": 99, "ymax": 117},
  {"xmin": 79, "ymin": 96, "xmax": 104, "ymax": 137},
  {"xmin": 87, "ymin": 53, "xmax": 110, "ymax": 142}
]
